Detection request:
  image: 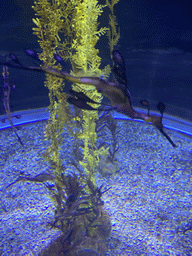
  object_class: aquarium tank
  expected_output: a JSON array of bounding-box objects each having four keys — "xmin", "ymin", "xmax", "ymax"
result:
[{"xmin": 0, "ymin": 0, "xmax": 192, "ymax": 255}]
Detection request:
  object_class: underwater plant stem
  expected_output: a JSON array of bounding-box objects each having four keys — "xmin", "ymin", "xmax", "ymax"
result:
[{"xmin": 2, "ymin": 65, "xmax": 23, "ymax": 146}]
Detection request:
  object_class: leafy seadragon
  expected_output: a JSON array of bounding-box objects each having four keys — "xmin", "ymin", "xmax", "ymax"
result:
[{"xmin": 0, "ymin": 49, "xmax": 177, "ymax": 147}]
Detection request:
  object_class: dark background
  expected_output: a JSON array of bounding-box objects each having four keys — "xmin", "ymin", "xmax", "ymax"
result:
[{"xmin": 0, "ymin": 0, "xmax": 192, "ymax": 120}]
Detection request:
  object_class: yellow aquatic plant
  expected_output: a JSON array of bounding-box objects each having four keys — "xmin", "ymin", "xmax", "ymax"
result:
[
  {"xmin": 32, "ymin": 0, "xmax": 75, "ymax": 179},
  {"xmin": 32, "ymin": 0, "xmax": 112, "ymax": 184},
  {"xmin": 106, "ymin": 0, "xmax": 120, "ymax": 52},
  {"xmin": 70, "ymin": 0, "xmax": 110, "ymax": 183}
]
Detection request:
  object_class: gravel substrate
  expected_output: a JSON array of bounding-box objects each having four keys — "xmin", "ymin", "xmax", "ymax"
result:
[{"xmin": 0, "ymin": 119, "xmax": 192, "ymax": 255}]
